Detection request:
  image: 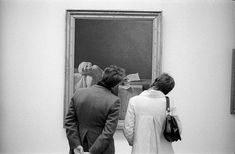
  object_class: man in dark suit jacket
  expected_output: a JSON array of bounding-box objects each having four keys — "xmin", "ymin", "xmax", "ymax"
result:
[{"xmin": 65, "ymin": 65, "xmax": 126, "ymax": 154}]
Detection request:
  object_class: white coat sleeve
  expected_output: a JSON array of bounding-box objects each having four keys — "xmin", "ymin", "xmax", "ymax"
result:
[
  {"xmin": 170, "ymin": 100, "xmax": 182, "ymax": 134},
  {"xmin": 123, "ymin": 99, "xmax": 135, "ymax": 146}
]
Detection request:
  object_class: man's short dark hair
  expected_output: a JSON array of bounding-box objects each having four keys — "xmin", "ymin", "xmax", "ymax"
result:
[
  {"xmin": 151, "ymin": 73, "xmax": 175, "ymax": 95},
  {"xmin": 101, "ymin": 65, "xmax": 126, "ymax": 88}
]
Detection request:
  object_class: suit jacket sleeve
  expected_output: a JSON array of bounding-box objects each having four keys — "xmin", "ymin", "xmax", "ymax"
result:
[
  {"xmin": 65, "ymin": 98, "xmax": 81, "ymax": 150},
  {"xmin": 89, "ymin": 99, "xmax": 120, "ymax": 154},
  {"xmin": 123, "ymin": 99, "xmax": 135, "ymax": 146}
]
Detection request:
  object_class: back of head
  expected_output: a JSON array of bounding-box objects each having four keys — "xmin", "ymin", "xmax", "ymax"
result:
[
  {"xmin": 151, "ymin": 73, "xmax": 175, "ymax": 95},
  {"xmin": 100, "ymin": 65, "xmax": 126, "ymax": 89}
]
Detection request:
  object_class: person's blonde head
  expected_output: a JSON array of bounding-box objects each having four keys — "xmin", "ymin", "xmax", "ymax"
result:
[{"xmin": 78, "ymin": 62, "xmax": 92, "ymax": 75}]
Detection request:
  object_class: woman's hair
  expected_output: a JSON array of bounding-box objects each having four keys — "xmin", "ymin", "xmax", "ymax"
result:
[
  {"xmin": 100, "ymin": 65, "xmax": 126, "ymax": 88},
  {"xmin": 150, "ymin": 73, "xmax": 175, "ymax": 95}
]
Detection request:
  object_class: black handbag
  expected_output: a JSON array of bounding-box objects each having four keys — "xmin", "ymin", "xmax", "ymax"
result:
[{"xmin": 163, "ymin": 96, "xmax": 181, "ymax": 142}]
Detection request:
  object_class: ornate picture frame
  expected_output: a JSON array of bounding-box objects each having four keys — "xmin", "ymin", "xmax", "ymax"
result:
[{"xmin": 231, "ymin": 49, "xmax": 235, "ymax": 114}]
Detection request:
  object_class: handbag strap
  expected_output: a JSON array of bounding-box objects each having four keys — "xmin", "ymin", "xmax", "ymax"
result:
[{"xmin": 165, "ymin": 96, "xmax": 170, "ymax": 115}]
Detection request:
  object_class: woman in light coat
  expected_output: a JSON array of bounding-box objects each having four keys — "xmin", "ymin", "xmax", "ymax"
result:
[{"xmin": 123, "ymin": 73, "xmax": 182, "ymax": 154}]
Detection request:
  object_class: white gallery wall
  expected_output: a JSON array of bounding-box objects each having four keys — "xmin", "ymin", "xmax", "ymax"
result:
[{"xmin": 0, "ymin": 0, "xmax": 234, "ymax": 153}]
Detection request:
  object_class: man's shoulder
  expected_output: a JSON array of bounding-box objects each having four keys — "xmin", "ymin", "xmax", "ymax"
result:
[
  {"xmin": 93, "ymin": 85, "xmax": 119, "ymax": 101},
  {"xmin": 74, "ymin": 85, "xmax": 119, "ymax": 101},
  {"xmin": 74, "ymin": 87, "xmax": 90, "ymax": 93},
  {"xmin": 75, "ymin": 85, "xmax": 110, "ymax": 95},
  {"xmin": 73, "ymin": 87, "xmax": 94, "ymax": 99}
]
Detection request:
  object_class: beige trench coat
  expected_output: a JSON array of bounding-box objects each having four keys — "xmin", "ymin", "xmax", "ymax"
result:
[{"xmin": 123, "ymin": 90, "xmax": 182, "ymax": 154}]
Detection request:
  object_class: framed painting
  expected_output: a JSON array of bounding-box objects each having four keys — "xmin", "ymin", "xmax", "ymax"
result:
[{"xmin": 64, "ymin": 10, "xmax": 162, "ymax": 128}]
